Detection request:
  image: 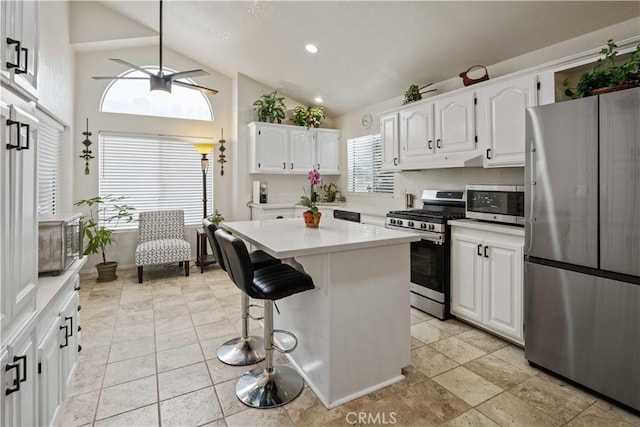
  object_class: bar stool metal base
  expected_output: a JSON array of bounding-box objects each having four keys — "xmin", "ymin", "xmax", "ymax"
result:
[
  {"xmin": 236, "ymin": 365, "xmax": 304, "ymax": 408},
  {"xmin": 217, "ymin": 336, "xmax": 265, "ymax": 366}
]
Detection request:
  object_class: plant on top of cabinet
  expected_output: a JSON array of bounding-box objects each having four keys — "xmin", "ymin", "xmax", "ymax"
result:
[
  {"xmin": 253, "ymin": 91, "xmax": 287, "ymax": 123},
  {"xmin": 74, "ymin": 195, "xmax": 135, "ymax": 282},
  {"xmin": 563, "ymin": 39, "xmax": 640, "ymax": 99},
  {"xmin": 292, "ymin": 105, "xmax": 325, "ymax": 128},
  {"xmin": 402, "ymin": 83, "xmax": 436, "ymax": 104}
]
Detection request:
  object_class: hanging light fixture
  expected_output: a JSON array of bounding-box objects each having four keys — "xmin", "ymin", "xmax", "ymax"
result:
[{"xmin": 79, "ymin": 118, "xmax": 94, "ymax": 175}]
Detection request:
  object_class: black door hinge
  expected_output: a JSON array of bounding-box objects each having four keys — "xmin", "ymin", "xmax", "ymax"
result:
[
  {"xmin": 474, "ymin": 135, "xmax": 478, "ymax": 144},
  {"xmin": 537, "ymin": 82, "xmax": 541, "ymax": 90},
  {"xmin": 474, "ymin": 97, "xmax": 477, "ymax": 105},
  {"xmin": 38, "ymin": 362, "xmax": 41, "ymax": 374}
]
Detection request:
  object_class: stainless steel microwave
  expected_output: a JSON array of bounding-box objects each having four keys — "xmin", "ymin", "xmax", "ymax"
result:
[
  {"xmin": 466, "ymin": 185, "xmax": 525, "ymax": 225},
  {"xmin": 38, "ymin": 213, "xmax": 83, "ymax": 275}
]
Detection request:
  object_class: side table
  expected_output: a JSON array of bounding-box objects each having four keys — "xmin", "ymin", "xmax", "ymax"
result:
[{"xmin": 196, "ymin": 228, "xmax": 217, "ymax": 273}]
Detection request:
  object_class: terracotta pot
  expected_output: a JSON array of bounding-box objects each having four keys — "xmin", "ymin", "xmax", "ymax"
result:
[
  {"xmin": 303, "ymin": 211, "xmax": 322, "ymax": 228},
  {"xmin": 96, "ymin": 261, "xmax": 118, "ymax": 282}
]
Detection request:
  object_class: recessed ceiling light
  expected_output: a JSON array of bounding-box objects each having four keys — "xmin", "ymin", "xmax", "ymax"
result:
[
  {"xmin": 314, "ymin": 96, "xmax": 323, "ymax": 103},
  {"xmin": 305, "ymin": 44, "xmax": 318, "ymax": 54}
]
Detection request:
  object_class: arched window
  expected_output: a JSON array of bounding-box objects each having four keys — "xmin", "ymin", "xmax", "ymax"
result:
[{"xmin": 99, "ymin": 67, "xmax": 213, "ymax": 121}]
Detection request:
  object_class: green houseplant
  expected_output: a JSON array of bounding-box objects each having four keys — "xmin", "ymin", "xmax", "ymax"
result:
[
  {"xmin": 292, "ymin": 105, "xmax": 326, "ymax": 128},
  {"xmin": 74, "ymin": 195, "xmax": 135, "ymax": 282},
  {"xmin": 253, "ymin": 91, "xmax": 287, "ymax": 123},
  {"xmin": 563, "ymin": 39, "xmax": 640, "ymax": 99},
  {"xmin": 207, "ymin": 209, "xmax": 225, "ymax": 226},
  {"xmin": 299, "ymin": 195, "xmax": 321, "ymax": 228}
]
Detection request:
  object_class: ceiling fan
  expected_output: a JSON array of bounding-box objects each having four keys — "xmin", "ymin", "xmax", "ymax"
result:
[{"xmin": 92, "ymin": 0, "xmax": 218, "ymax": 95}]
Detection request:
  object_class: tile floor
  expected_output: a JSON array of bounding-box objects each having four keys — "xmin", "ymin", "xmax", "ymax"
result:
[{"xmin": 58, "ymin": 263, "xmax": 640, "ymax": 427}]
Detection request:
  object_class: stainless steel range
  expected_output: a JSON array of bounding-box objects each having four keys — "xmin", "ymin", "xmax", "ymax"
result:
[{"xmin": 386, "ymin": 190, "xmax": 466, "ymax": 319}]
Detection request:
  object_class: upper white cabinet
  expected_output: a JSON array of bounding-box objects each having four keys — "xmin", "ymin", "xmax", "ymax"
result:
[
  {"xmin": 315, "ymin": 129, "xmax": 340, "ymax": 174},
  {"xmin": 450, "ymin": 221, "xmax": 524, "ymax": 345},
  {"xmin": 482, "ymin": 74, "xmax": 538, "ymax": 167},
  {"xmin": 1, "ymin": 0, "xmax": 39, "ymax": 100},
  {"xmin": 434, "ymin": 90, "xmax": 477, "ymax": 154},
  {"xmin": 249, "ymin": 122, "xmax": 341, "ymax": 175},
  {"xmin": 380, "ymin": 112, "xmax": 400, "ymax": 171},
  {"xmin": 399, "ymin": 103, "xmax": 435, "ymax": 166}
]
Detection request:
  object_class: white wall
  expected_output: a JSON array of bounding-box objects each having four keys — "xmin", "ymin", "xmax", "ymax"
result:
[
  {"xmin": 232, "ymin": 73, "xmax": 336, "ymax": 220},
  {"xmin": 73, "ymin": 45, "xmax": 232, "ymax": 270},
  {"xmin": 333, "ymin": 17, "xmax": 640, "ymax": 212},
  {"xmin": 37, "ymin": 1, "xmax": 76, "ymax": 212}
]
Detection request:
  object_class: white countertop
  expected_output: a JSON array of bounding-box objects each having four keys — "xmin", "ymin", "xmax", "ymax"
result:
[
  {"xmin": 222, "ymin": 218, "xmax": 421, "ymax": 258},
  {"xmin": 37, "ymin": 257, "xmax": 87, "ymax": 312},
  {"xmin": 449, "ymin": 219, "xmax": 525, "ymax": 237},
  {"xmin": 249, "ymin": 202, "xmax": 391, "ymax": 218}
]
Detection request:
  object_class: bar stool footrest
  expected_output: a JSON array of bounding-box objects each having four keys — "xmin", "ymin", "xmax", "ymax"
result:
[{"xmin": 272, "ymin": 329, "xmax": 298, "ymax": 354}]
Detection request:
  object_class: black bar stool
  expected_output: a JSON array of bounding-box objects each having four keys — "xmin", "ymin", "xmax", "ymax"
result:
[
  {"xmin": 204, "ymin": 219, "xmax": 280, "ymax": 366},
  {"xmin": 215, "ymin": 229, "xmax": 314, "ymax": 408}
]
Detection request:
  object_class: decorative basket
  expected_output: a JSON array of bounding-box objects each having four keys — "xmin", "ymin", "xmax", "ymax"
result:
[{"xmin": 459, "ymin": 65, "xmax": 489, "ymax": 86}]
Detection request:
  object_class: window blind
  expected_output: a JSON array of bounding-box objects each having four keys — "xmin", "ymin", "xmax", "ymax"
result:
[
  {"xmin": 36, "ymin": 109, "xmax": 63, "ymax": 216},
  {"xmin": 99, "ymin": 132, "xmax": 214, "ymax": 230},
  {"xmin": 347, "ymin": 134, "xmax": 394, "ymax": 194}
]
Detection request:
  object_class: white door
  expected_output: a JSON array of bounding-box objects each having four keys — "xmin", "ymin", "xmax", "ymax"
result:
[
  {"xmin": 256, "ymin": 125, "xmax": 287, "ymax": 172},
  {"xmin": 289, "ymin": 128, "xmax": 314, "ymax": 173},
  {"xmin": 485, "ymin": 74, "xmax": 537, "ymax": 166},
  {"xmin": 380, "ymin": 113, "xmax": 399, "ymax": 170},
  {"xmin": 435, "ymin": 91, "xmax": 476, "ymax": 154},
  {"xmin": 38, "ymin": 323, "xmax": 62, "ymax": 427},
  {"xmin": 1, "ymin": 102, "xmax": 11, "ymax": 330},
  {"xmin": 401, "ymin": 104, "xmax": 435, "ymax": 160},
  {"xmin": 450, "ymin": 233, "xmax": 483, "ymax": 323},
  {"xmin": 12, "ymin": 0, "xmax": 39, "ymax": 98},
  {"xmin": 59, "ymin": 292, "xmax": 79, "ymax": 392},
  {"xmin": 315, "ymin": 129, "xmax": 340, "ymax": 173},
  {"xmin": 482, "ymin": 235, "xmax": 524, "ymax": 343},
  {"xmin": 5, "ymin": 321, "xmax": 38, "ymax": 427}
]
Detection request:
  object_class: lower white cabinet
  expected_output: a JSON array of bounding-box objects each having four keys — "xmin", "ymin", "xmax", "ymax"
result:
[
  {"xmin": 450, "ymin": 221, "xmax": 524, "ymax": 345},
  {"xmin": 1, "ymin": 316, "xmax": 38, "ymax": 427},
  {"xmin": 251, "ymin": 205, "xmax": 296, "ymax": 220}
]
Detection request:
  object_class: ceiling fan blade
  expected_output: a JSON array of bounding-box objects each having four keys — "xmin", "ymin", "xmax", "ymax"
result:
[
  {"xmin": 92, "ymin": 76, "xmax": 150, "ymax": 80},
  {"xmin": 165, "ymin": 69, "xmax": 209, "ymax": 80},
  {"xmin": 108, "ymin": 58, "xmax": 156, "ymax": 76},
  {"xmin": 173, "ymin": 80, "xmax": 219, "ymax": 95}
]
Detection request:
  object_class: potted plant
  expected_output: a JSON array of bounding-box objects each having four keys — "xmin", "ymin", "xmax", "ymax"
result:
[
  {"xmin": 299, "ymin": 195, "xmax": 321, "ymax": 228},
  {"xmin": 292, "ymin": 105, "xmax": 326, "ymax": 128},
  {"xmin": 253, "ymin": 91, "xmax": 287, "ymax": 123},
  {"xmin": 563, "ymin": 39, "xmax": 640, "ymax": 99},
  {"xmin": 74, "ymin": 195, "xmax": 135, "ymax": 282},
  {"xmin": 321, "ymin": 182, "xmax": 338, "ymax": 202},
  {"xmin": 208, "ymin": 209, "xmax": 225, "ymax": 226}
]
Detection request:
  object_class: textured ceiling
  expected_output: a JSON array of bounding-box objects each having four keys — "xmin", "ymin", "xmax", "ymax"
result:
[{"xmin": 96, "ymin": 1, "xmax": 640, "ymax": 116}]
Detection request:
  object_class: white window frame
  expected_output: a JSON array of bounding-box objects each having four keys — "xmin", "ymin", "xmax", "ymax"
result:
[
  {"xmin": 347, "ymin": 134, "xmax": 394, "ymax": 195},
  {"xmin": 99, "ymin": 132, "xmax": 215, "ymax": 230}
]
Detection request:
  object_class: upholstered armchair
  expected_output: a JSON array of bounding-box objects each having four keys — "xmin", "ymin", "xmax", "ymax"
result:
[{"xmin": 135, "ymin": 210, "xmax": 191, "ymax": 283}]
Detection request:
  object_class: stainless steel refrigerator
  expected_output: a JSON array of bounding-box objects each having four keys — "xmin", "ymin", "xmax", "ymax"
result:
[{"xmin": 524, "ymin": 87, "xmax": 640, "ymax": 411}]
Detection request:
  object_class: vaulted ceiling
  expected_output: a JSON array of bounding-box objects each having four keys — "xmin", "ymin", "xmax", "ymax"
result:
[{"xmin": 92, "ymin": 1, "xmax": 639, "ymax": 116}]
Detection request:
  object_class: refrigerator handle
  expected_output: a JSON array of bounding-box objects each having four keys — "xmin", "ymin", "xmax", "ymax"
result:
[{"xmin": 525, "ymin": 143, "xmax": 536, "ymax": 256}]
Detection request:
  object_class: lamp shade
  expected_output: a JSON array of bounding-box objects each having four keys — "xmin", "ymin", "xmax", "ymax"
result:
[{"xmin": 193, "ymin": 143, "xmax": 217, "ymax": 155}]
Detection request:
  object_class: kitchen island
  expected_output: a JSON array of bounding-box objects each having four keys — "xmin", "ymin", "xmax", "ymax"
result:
[{"xmin": 221, "ymin": 218, "xmax": 421, "ymax": 408}]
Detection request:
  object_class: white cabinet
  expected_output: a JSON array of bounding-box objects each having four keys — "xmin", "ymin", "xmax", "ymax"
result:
[
  {"xmin": 315, "ymin": 129, "xmax": 340, "ymax": 173},
  {"xmin": 400, "ymin": 103, "xmax": 435, "ymax": 165},
  {"xmin": 1, "ymin": 100, "xmax": 38, "ymax": 341},
  {"xmin": 249, "ymin": 122, "xmax": 341, "ymax": 175},
  {"xmin": 1, "ymin": 0, "xmax": 39, "ymax": 99},
  {"xmin": 434, "ymin": 90, "xmax": 477, "ymax": 154},
  {"xmin": 483, "ymin": 74, "xmax": 538, "ymax": 167},
  {"xmin": 251, "ymin": 205, "xmax": 296, "ymax": 220},
  {"xmin": 38, "ymin": 323, "xmax": 61, "ymax": 427},
  {"xmin": 450, "ymin": 222, "xmax": 524, "ymax": 345},
  {"xmin": 380, "ymin": 112, "xmax": 400, "ymax": 171},
  {"xmin": 2, "ymin": 317, "xmax": 38, "ymax": 427},
  {"xmin": 59, "ymin": 292, "xmax": 79, "ymax": 393}
]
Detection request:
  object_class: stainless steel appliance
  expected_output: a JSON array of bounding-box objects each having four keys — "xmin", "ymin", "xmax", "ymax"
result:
[
  {"xmin": 524, "ymin": 87, "xmax": 640, "ymax": 411},
  {"xmin": 38, "ymin": 213, "xmax": 83, "ymax": 275},
  {"xmin": 333, "ymin": 210, "xmax": 361, "ymax": 223},
  {"xmin": 252, "ymin": 181, "xmax": 268, "ymax": 204},
  {"xmin": 466, "ymin": 184, "xmax": 525, "ymax": 225},
  {"xmin": 386, "ymin": 190, "xmax": 466, "ymax": 319}
]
